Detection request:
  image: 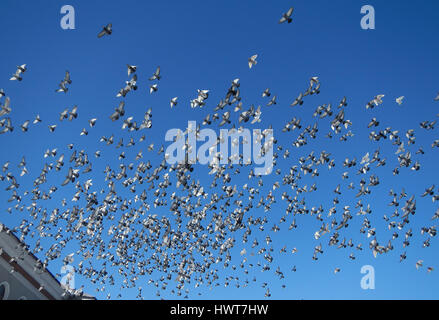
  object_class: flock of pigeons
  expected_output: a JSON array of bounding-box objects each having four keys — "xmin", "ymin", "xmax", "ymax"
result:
[{"xmin": 0, "ymin": 6, "xmax": 438, "ymax": 300}]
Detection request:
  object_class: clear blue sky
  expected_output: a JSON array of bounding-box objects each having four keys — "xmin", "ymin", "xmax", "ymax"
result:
[{"xmin": 0, "ymin": 0, "xmax": 438, "ymax": 299}]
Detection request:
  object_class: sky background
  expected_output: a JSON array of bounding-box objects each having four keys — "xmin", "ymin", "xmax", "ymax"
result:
[{"xmin": 0, "ymin": 0, "xmax": 439, "ymax": 299}]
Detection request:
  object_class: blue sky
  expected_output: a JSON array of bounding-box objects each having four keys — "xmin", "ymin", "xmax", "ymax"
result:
[{"xmin": 0, "ymin": 0, "xmax": 438, "ymax": 299}]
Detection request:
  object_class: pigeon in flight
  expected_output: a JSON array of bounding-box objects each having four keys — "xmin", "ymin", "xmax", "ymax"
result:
[
  {"xmin": 434, "ymin": 92, "xmax": 439, "ymax": 101},
  {"xmin": 267, "ymin": 96, "xmax": 277, "ymax": 106},
  {"xmin": 20, "ymin": 120, "xmax": 30, "ymax": 132},
  {"xmin": 68, "ymin": 106, "xmax": 78, "ymax": 121},
  {"xmin": 89, "ymin": 118, "xmax": 97, "ymax": 127},
  {"xmin": 56, "ymin": 82, "xmax": 68, "ymax": 93},
  {"xmin": 17, "ymin": 64, "xmax": 26, "ymax": 73},
  {"xmin": 33, "ymin": 114, "xmax": 41, "ymax": 124},
  {"xmin": 279, "ymin": 7, "xmax": 294, "ymax": 24},
  {"xmin": 291, "ymin": 93, "xmax": 303, "ymax": 106},
  {"xmin": 63, "ymin": 71, "xmax": 72, "ymax": 84},
  {"xmin": 10, "ymin": 64, "xmax": 27, "ymax": 81},
  {"xmin": 117, "ymin": 74, "xmax": 138, "ymax": 97},
  {"xmin": 396, "ymin": 96, "xmax": 404, "ymax": 105},
  {"xmin": 150, "ymin": 84, "xmax": 158, "ymax": 94},
  {"xmin": 98, "ymin": 24, "xmax": 112, "ymax": 38},
  {"xmin": 262, "ymin": 88, "xmax": 271, "ymax": 97},
  {"xmin": 149, "ymin": 67, "xmax": 161, "ymax": 81},
  {"xmin": 0, "ymin": 97, "xmax": 11, "ymax": 117},
  {"xmin": 170, "ymin": 97, "xmax": 178, "ymax": 108},
  {"xmin": 56, "ymin": 71, "xmax": 72, "ymax": 93},
  {"xmin": 110, "ymin": 101, "xmax": 125, "ymax": 121},
  {"xmin": 127, "ymin": 65, "xmax": 137, "ymax": 76},
  {"xmin": 248, "ymin": 55, "xmax": 258, "ymax": 69},
  {"xmin": 366, "ymin": 94, "xmax": 385, "ymax": 109}
]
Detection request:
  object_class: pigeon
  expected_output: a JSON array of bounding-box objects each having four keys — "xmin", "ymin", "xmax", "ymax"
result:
[
  {"xmin": 262, "ymin": 88, "xmax": 271, "ymax": 97},
  {"xmin": 56, "ymin": 81, "xmax": 69, "ymax": 93},
  {"xmin": 279, "ymin": 7, "xmax": 294, "ymax": 24},
  {"xmin": 16, "ymin": 64, "xmax": 27, "ymax": 73},
  {"xmin": 89, "ymin": 118, "xmax": 97, "ymax": 127},
  {"xmin": 20, "ymin": 120, "xmax": 30, "ymax": 132},
  {"xmin": 267, "ymin": 96, "xmax": 277, "ymax": 106},
  {"xmin": 248, "ymin": 55, "xmax": 258, "ymax": 69},
  {"xmin": 68, "ymin": 106, "xmax": 78, "ymax": 121},
  {"xmin": 127, "ymin": 65, "xmax": 137, "ymax": 76},
  {"xmin": 150, "ymin": 84, "xmax": 158, "ymax": 94},
  {"xmin": 367, "ymin": 95, "xmax": 385, "ymax": 109},
  {"xmin": 98, "ymin": 23, "xmax": 112, "ymax": 38},
  {"xmin": 110, "ymin": 101, "xmax": 125, "ymax": 121},
  {"xmin": 33, "ymin": 114, "xmax": 42, "ymax": 124},
  {"xmin": 291, "ymin": 93, "xmax": 303, "ymax": 107},
  {"xmin": 0, "ymin": 97, "xmax": 11, "ymax": 117},
  {"xmin": 10, "ymin": 64, "xmax": 26, "ymax": 81},
  {"xmin": 64, "ymin": 71, "xmax": 72, "ymax": 84},
  {"xmin": 149, "ymin": 67, "xmax": 161, "ymax": 81},
  {"xmin": 170, "ymin": 97, "xmax": 178, "ymax": 108}
]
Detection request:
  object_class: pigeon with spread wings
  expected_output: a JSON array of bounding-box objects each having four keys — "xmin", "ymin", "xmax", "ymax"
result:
[
  {"xmin": 279, "ymin": 7, "xmax": 294, "ymax": 24},
  {"xmin": 98, "ymin": 23, "xmax": 112, "ymax": 38},
  {"xmin": 248, "ymin": 55, "xmax": 258, "ymax": 69}
]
